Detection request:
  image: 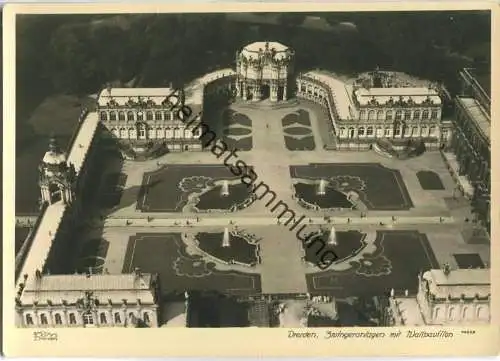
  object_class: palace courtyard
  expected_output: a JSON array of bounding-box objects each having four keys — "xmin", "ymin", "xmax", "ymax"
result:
[{"xmin": 67, "ymin": 99, "xmax": 488, "ymax": 300}]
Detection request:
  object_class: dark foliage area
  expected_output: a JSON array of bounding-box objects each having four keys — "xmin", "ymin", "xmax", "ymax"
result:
[{"xmin": 16, "ymin": 11, "xmax": 490, "ymax": 148}]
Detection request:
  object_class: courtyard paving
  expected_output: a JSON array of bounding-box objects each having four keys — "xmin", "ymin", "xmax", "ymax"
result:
[{"xmin": 79, "ymin": 99, "xmax": 488, "ymax": 297}]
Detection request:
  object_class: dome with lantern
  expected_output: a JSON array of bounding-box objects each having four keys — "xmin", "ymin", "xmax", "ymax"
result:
[{"xmin": 41, "ymin": 136, "xmax": 68, "ymax": 175}]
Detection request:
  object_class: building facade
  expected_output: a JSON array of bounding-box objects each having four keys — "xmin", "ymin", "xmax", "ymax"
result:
[
  {"xmin": 16, "ymin": 271, "xmax": 160, "ymax": 328},
  {"xmin": 295, "ymin": 70, "xmax": 446, "ymax": 150},
  {"xmin": 38, "ymin": 137, "xmax": 76, "ymax": 205},
  {"xmin": 350, "ymin": 87, "xmax": 443, "ymax": 143},
  {"xmin": 235, "ymin": 41, "xmax": 294, "ymax": 102},
  {"xmin": 448, "ymin": 68, "xmax": 490, "ymax": 227},
  {"xmin": 97, "ymin": 87, "xmax": 203, "ymax": 152},
  {"xmin": 385, "ymin": 268, "xmax": 491, "ymax": 326}
]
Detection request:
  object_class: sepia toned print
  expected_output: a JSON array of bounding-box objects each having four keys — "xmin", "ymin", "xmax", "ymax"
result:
[{"xmin": 4, "ymin": 2, "xmax": 498, "ymax": 357}]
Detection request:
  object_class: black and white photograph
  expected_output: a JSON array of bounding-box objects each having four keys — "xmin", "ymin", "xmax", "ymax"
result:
[{"xmin": 3, "ymin": 2, "xmax": 496, "ymax": 356}]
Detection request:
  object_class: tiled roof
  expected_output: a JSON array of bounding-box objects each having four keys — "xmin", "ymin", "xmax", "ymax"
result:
[
  {"xmin": 184, "ymin": 68, "xmax": 236, "ymax": 106},
  {"xmin": 304, "ymin": 71, "xmax": 353, "ymax": 120},
  {"xmin": 21, "ymin": 274, "xmax": 156, "ymax": 306},
  {"xmin": 355, "ymin": 87, "xmax": 442, "ymax": 106},
  {"xmin": 24, "ymin": 274, "xmax": 153, "ymax": 291},
  {"xmin": 423, "ymin": 269, "xmax": 490, "ymax": 299},
  {"xmin": 456, "ymin": 96, "xmax": 490, "ymax": 142},
  {"xmin": 66, "ymin": 112, "xmax": 99, "ymax": 174},
  {"xmin": 97, "ymin": 87, "xmax": 175, "ymax": 107},
  {"xmin": 17, "ymin": 203, "xmax": 67, "ymax": 285}
]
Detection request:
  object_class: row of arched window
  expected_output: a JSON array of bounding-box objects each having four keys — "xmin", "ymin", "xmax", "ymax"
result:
[
  {"xmin": 297, "ymin": 84, "xmax": 328, "ymax": 100},
  {"xmin": 456, "ymin": 109, "xmax": 489, "ymax": 155},
  {"xmin": 109, "ymin": 127, "xmax": 201, "ymax": 139},
  {"xmin": 338, "ymin": 125, "xmax": 439, "ymax": 138},
  {"xmin": 25, "ymin": 310, "xmax": 151, "ymax": 326},
  {"xmin": 359, "ymin": 109, "xmax": 439, "ymax": 121},
  {"xmin": 100, "ymin": 110, "xmax": 177, "ymax": 122},
  {"xmin": 433, "ymin": 305, "xmax": 488, "ymax": 321}
]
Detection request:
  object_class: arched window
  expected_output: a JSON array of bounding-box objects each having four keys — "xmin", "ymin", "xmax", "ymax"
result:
[
  {"xmin": 431, "ymin": 109, "xmax": 438, "ymax": 119},
  {"xmin": 137, "ymin": 112, "xmax": 144, "ymax": 121},
  {"xmin": 129, "ymin": 127, "xmax": 136, "ymax": 139},
  {"xmin": 143, "ymin": 312, "xmax": 150, "ymax": 324},
  {"xmin": 83, "ymin": 311, "xmax": 94, "ymax": 325},
  {"xmin": 441, "ymin": 129, "xmax": 448, "ymax": 140},
  {"xmin": 413, "ymin": 110, "xmax": 420, "ymax": 120},
  {"xmin": 165, "ymin": 127, "xmax": 173, "ymax": 139},
  {"xmin": 138, "ymin": 124, "xmax": 146, "ymax": 138},
  {"xmin": 155, "ymin": 111, "xmax": 162, "ymax": 121},
  {"xmin": 100, "ymin": 111, "xmax": 108, "ymax": 121},
  {"xmin": 174, "ymin": 127, "xmax": 181, "ymax": 139},
  {"xmin": 359, "ymin": 110, "xmax": 366, "ymax": 120},
  {"xmin": 429, "ymin": 126, "xmax": 437, "ymax": 137},
  {"xmin": 339, "ymin": 127, "xmax": 346, "ymax": 137},
  {"xmin": 40, "ymin": 314, "xmax": 48, "ymax": 325},
  {"xmin": 55, "ymin": 313, "xmax": 63, "ymax": 325},
  {"xmin": 367, "ymin": 126, "xmax": 374, "ymax": 136},
  {"xmin": 100, "ymin": 312, "xmax": 107, "ymax": 324},
  {"xmin": 448, "ymin": 307, "xmax": 455, "ymax": 320},
  {"xmin": 156, "ymin": 127, "xmax": 163, "ymax": 139},
  {"xmin": 421, "ymin": 126, "xmax": 428, "ymax": 137},
  {"xmin": 127, "ymin": 111, "xmax": 134, "ymax": 121},
  {"xmin": 476, "ymin": 306, "xmax": 484, "ymax": 319},
  {"xmin": 69, "ymin": 313, "xmax": 77, "ymax": 325},
  {"xmin": 358, "ymin": 127, "xmax": 365, "ymax": 136},
  {"xmin": 422, "ymin": 110, "xmax": 429, "ymax": 119},
  {"xmin": 412, "ymin": 126, "xmax": 418, "ymax": 137},
  {"xmin": 146, "ymin": 111, "xmax": 153, "ymax": 121},
  {"xmin": 367, "ymin": 110, "xmax": 376, "ymax": 121},
  {"xmin": 129, "ymin": 312, "xmax": 135, "ymax": 318},
  {"xmin": 25, "ymin": 314, "xmax": 34, "ymax": 325},
  {"xmin": 386, "ymin": 111, "xmax": 393, "ymax": 121},
  {"xmin": 404, "ymin": 111, "xmax": 411, "ymax": 120},
  {"xmin": 433, "ymin": 307, "xmax": 441, "ymax": 320},
  {"xmin": 114, "ymin": 312, "xmax": 121, "ymax": 324},
  {"xmin": 395, "ymin": 110, "xmax": 402, "ymax": 121},
  {"xmin": 119, "ymin": 127, "xmax": 127, "ymax": 138},
  {"xmin": 462, "ymin": 307, "xmax": 469, "ymax": 320},
  {"xmin": 184, "ymin": 128, "xmax": 192, "ymax": 138},
  {"xmin": 376, "ymin": 127, "xmax": 383, "ymax": 137},
  {"xmin": 348, "ymin": 127, "xmax": 355, "ymax": 138},
  {"xmin": 377, "ymin": 110, "xmax": 384, "ymax": 120},
  {"xmin": 109, "ymin": 111, "xmax": 117, "ymax": 121},
  {"xmin": 118, "ymin": 111, "xmax": 125, "ymax": 121}
]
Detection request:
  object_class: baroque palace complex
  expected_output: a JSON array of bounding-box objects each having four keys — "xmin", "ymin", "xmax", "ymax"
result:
[{"xmin": 14, "ymin": 42, "xmax": 490, "ymax": 328}]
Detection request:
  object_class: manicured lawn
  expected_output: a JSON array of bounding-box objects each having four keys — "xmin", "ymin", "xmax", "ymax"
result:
[
  {"xmin": 282, "ymin": 110, "xmax": 316, "ymax": 151},
  {"xmin": 306, "ymin": 230, "xmax": 439, "ymax": 297},
  {"xmin": 303, "ymin": 230, "xmax": 366, "ymax": 266},
  {"xmin": 416, "ymin": 170, "xmax": 445, "ymax": 190},
  {"xmin": 122, "ymin": 233, "xmax": 262, "ymax": 296},
  {"xmin": 197, "ymin": 232, "xmax": 259, "ymax": 266},
  {"xmin": 294, "ymin": 183, "xmax": 353, "ymax": 209},
  {"xmin": 291, "ymin": 163, "xmax": 414, "ymax": 211},
  {"xmin": 139, "ymin": 165, "xmax": 253, "ymax": 212},
  {"xmin": 454, "ymin": 253, "xmax": 485, "ymax": 269}
]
